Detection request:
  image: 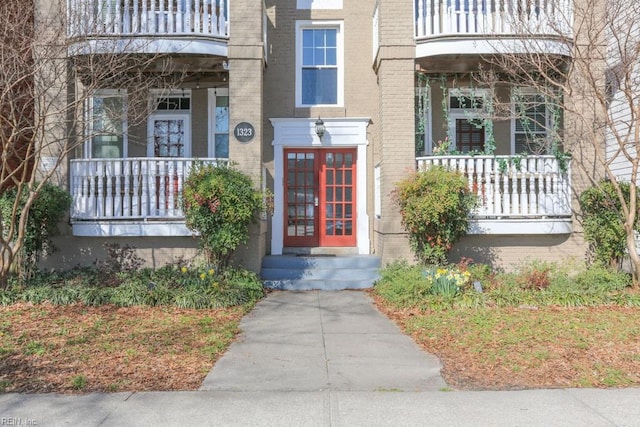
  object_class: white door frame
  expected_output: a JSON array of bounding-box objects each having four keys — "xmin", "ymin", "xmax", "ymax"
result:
[
  {"xmin": 147, "ymin": 112, "xmax": 192, "ymax": 157},
  {"xmin": 270, "ymin": 117, "xmax": 370, "ymax": 255}
]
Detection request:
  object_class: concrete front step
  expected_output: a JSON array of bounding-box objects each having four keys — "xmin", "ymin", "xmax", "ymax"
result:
[{"xmin": 261, "ymin": 255, "xmax": 381, "ymax": 291}]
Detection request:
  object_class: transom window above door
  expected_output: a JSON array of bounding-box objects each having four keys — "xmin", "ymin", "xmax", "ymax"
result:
[{"xmin": 296, "ymin": 21, "xmax": 344, "ymax": 107}]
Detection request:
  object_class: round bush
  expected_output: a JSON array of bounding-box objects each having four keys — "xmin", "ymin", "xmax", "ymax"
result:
[
  {"xmin": 182, "ymin": 163, "xmax": 263, "ymax": 268},
  {"xmin": 394, "ymin": 167, "xmax": 476, "ymax": 265}
]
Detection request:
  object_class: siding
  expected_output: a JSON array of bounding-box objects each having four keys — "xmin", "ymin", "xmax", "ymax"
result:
[{"xmin": 605, "ymin": 6, "xmax": 640, "ymax": 183}]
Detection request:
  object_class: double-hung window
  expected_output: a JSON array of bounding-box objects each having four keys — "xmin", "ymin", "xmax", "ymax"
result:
[
  {"xmin": 513, "ymin": 89, "xmax": 553, "ymax": 154},
  {"xmin": 86, "ymin": 90, "xmax": 127, "ymax": 158},
  {"xmin": 296, "ymin": 21, "xmax": 343, "ymax": 107}
]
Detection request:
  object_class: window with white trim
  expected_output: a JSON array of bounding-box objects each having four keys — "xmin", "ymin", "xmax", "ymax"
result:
[
  {"xmin": 513, "ymin": 89, "xmax": 552, "ymax": 154},
  {"xmin": 86, "ymin": 90, "xmax": 127, "ymax": 158},
  {"xmin": 296, "ymin": 21, "xmax": 344, "ymax": 107}
]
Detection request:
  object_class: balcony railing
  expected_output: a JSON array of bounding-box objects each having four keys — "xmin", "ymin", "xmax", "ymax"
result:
[
  {"xmin": 67, "ymin": 0, "xmax": 229, "ymax": 39},
  {"xmin": 70, "ymin": 158, "xmax": 227, "ymax": 221},
  {"xmin": 414, "ymin": 0, "xmax": 573, "ymax": 39},
  {"xmin": 417, "ymin": 155, "xmax": 571, "ymax": 219}
]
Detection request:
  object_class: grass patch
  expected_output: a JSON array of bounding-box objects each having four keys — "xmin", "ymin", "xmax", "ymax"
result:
[
  {"xmin": 373, "ymin": 259, "xmax": 640, "ymax": 389},
  {"xmin": 374, "ymin": 303, "xmax": 640, "ymax": 390},
  {"xmin": 70, "ymin": 374, "xmax": 88, "ymax": 391}
]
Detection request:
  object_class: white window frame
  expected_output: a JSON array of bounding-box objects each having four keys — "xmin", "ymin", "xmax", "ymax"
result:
[
  {"xmin": 295, "ymin": 20, "xmax": 344, "ymax": 108},
  {"xmin": 511, "ymin": 87, "xmax": 552, "ymax": 155},
  {"xmin": 415, "ymin": 84, "xmax": 433, "ymax": 155},
  {"xmin": 207, "ymin": 88, "xmax": 230, "ymax": 158},
  {"xmin": 447, "ymin": 88, "xmax": 490, "ymax": 152},
  {"xmin": 147, "ymin": 90, "xmax": 192, "ymax": 158},
  {"xmin": 85, "ymin": 89, "xmax": 128, "ymax": 159}
]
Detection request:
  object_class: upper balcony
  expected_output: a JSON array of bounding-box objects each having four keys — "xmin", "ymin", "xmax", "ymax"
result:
[
  {"xmin": 414, "ymin": 0, "xmax": 573, "ymax": 61},
  {"xmin": 67, "ymin": 0, "xmax": 230, "ymax": 57}
]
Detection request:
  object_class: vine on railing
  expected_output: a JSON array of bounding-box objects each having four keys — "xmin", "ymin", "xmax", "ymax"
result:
[{"xmin": 415, "ymin": 72, "xmax": 570, "ymax": 173}]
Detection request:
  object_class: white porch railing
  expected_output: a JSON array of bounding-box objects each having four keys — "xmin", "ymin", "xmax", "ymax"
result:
[
  {"xmin": 414, "ymin": 0, "xmax": 573, "ymax": 39},
  {"xmin": 70, "ymin": 158, "xmax": 227, "ymax": 221},
  {"xmin": 417, "ymin": 155, "xmax": 571, "ymax": 218},
  {"xmin": 67, "ymin": 0, "xmax": 229, "ymax": 38}
]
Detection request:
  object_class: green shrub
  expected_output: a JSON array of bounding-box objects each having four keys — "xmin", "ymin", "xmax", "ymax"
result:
[
  {"xmin": 173, "ymin": 288, "xmax": 212, "ymax": 309},
  {"xmin": 0, "ymin": 289, "xmax": 17, "ymax": 305},
  {"xmin": 567, "ymin": 263, "xmax": 631, "ymax": 293},
  {"xmin": 77, "ymin": 287, "xmax": 113, "ymax": 306},
  {"xmin": 393, "ymin": 167, "xmax": 476, "ymax": 265},
  {"xmin": 374, "ymin": 259, "xmax": 638, "ymax": 310},
  {"xmin": 2, "ymin": 264, "xmax": 263, "ymax": 309},
  {"xmin": 0, "ymin": 182, "xmax": 71, "ymax": 279},
  {"xmin": 579, "ymin": 180, "xmax": 638, "ymax": 268},
  {"xmin": 110, "ymin": 280, "xmax": 156, "ymax": 307},
  {"xmin": 48, "ymin": 287, "xmax": 82, "ymax": 305},
  {"xmin": 373, "ymin": 260, "xmax": 432, "ymax": 309},
  {"xmin": 183, "ymin": 163, "xmax": 264, "ymax": 268},
  {"xmin": 20, "ymin": 286, "xmax": 54, "ymax": 304}
]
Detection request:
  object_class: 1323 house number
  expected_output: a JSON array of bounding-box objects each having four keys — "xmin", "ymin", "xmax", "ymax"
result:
[{"xmin": 234, "ymin": 122, "xmax": 255, "ymax": 143}]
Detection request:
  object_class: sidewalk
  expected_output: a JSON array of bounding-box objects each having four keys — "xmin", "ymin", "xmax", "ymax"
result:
[{"xmin": 1, "ymin": 290, "xmax": 639, "ymax": 426}]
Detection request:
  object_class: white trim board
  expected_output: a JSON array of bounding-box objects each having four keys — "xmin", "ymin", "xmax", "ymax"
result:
[{"xmin": 297, "ymin": 0, "xmax": 343, "ymax": 9}]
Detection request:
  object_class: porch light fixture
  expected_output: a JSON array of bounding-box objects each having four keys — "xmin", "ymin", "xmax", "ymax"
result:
[{"xmin": 315, "ymin": 117, "xmax": 325, "ymax": 140}]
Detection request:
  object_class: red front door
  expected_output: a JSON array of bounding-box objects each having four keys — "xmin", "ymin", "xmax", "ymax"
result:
[{"xmin": 284, "ymin": 148, "xmax": 356, "ymax": 247}]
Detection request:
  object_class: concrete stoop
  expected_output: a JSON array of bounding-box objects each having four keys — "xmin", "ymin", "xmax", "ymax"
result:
[{"xmin": 260, "ymin": 254, "xmax": 381, "ymax": 291}]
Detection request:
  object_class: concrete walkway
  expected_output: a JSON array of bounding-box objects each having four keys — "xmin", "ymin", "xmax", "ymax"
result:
[
  {"xmin": 201, "ymin": 290, "xmax": 446, "ymax": 392},
  {"xmin": 1, "ymin": 290, "xmax": 640, "ymax": 426}
]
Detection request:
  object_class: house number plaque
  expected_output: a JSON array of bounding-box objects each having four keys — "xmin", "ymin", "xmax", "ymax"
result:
[{"xmin": 234, "ymin": 122, "xmax": 255, "ymax": 143}]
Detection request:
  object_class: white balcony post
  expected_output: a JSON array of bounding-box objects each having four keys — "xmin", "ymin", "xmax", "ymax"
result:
[
  {"xmin": 176, "ymin": 0, "xmax": 184, "ymax": 33},
  {"xmin": 104, "ymin": 161, "xmax": 114, "ymax": 217},
  {"xmin": 416, "ymin": 0, "xmax": 425, "ymax": 37},
  {"xmin": 511, "ymin": 160, "xmax": 519, "ymax": 215},
  {"xmin": 194, "ymin": 0, "xmax": 201, "ymax": 33},
  {"xmin": 132, "ymin": 160, "xmax": 141, "ymax": 216},
  {"xmin": 482, "ymin": 158, "xmax": 493, "ymax": 215},
  {"xmin": 149, "ymin": 0, "xmax": 156, "ymax": 34},
  {"xmin": 122, "ymin": 159, "xmax": 131, "ymax": 217},
  {"xmin": 132, "ymin": 0, "xmax": 139, "ymax": 33},
  {"xmin": 158, "ymin": 0, "xmax": 166, "ymax": 33},
  {"xmin": 141, "ymin": 159, "xmax": 151, "ymax": 217},
  {"xmin": 168, "ymin": 0, "xmax": 175, "ymax": 33}
]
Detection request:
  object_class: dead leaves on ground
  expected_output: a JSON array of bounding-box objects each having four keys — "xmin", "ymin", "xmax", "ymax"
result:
[{"xmin": 0, "ymin": 303, "xmax": 246, "ymax": 393}]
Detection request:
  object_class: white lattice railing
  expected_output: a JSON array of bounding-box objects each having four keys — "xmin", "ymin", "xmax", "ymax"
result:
[
  {"xmin": 417, "ymin": 155, "xmax": 571, "ymax": 218},
  {"xmin": 67, "ymin": 0, "xmax": 229, "ymax": 38},
  {"xmin": 414, "ymin": 0, "xmax": 573, "ymax": 39},
  {"xmin": 70, "ymin": 158, "xmax": 227, "ymax": 220}
]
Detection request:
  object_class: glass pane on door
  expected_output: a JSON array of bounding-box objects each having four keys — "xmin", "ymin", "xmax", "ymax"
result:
[
  {"xmin": 284, "ymin": 151, "xmax": 318, "ymax": 246},
  {"xmin": 321, "ymin": 150, "xmax": 355, "ymax": 246},
  {"xmin": 154, "ymin": 119, "xmax": 185, "ymax": 157}
]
